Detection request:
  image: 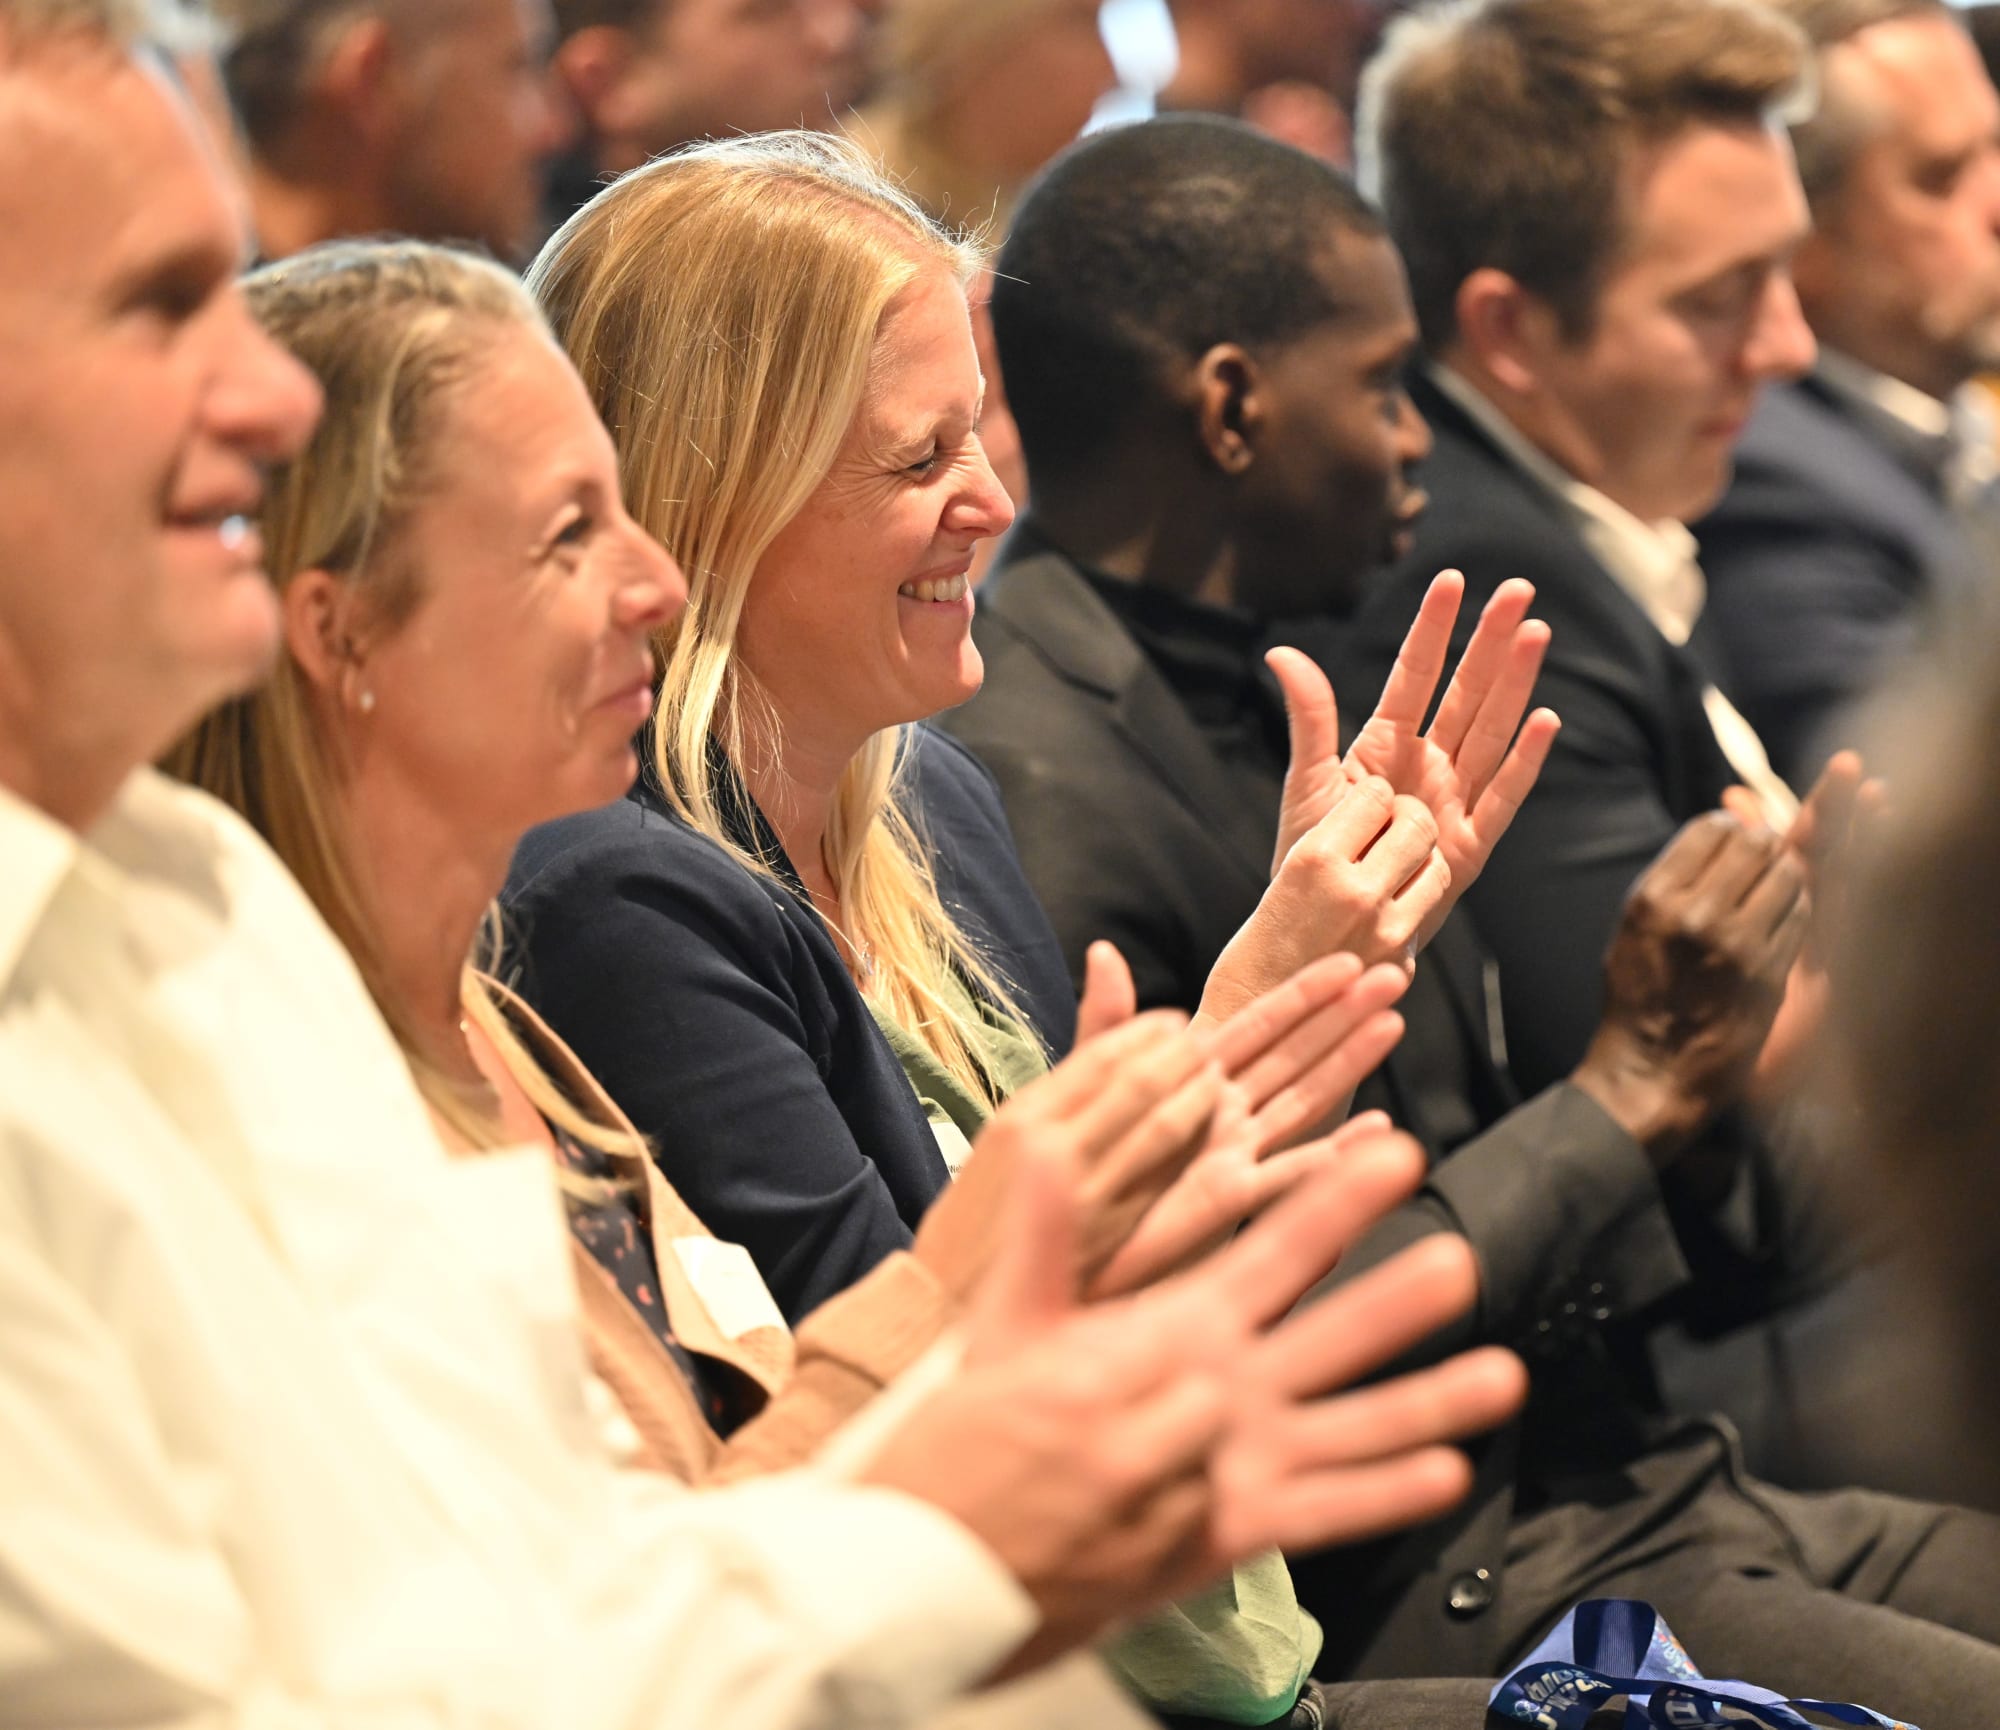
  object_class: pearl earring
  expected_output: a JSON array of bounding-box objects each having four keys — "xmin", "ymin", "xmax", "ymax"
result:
[{"xmin": 358, "ymin": 688, "xmax": 377, "ymax": 714}]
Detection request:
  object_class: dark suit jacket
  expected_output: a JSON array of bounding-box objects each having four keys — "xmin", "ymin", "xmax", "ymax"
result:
[
  {"xmin": 502, "ymin": 727, "xmax": 1074, "ymax": 1325},
  {"xmin": 1348, "ymin": 371, "xmax": 1743, "ymax": 1102},
  {"xmin": 1694, "ymin": 370, "xmax": 1998, "ymax": 785},
  {"xmin": 941, "ymin": 529, "xmax": 1692, "ymax": 1678}
]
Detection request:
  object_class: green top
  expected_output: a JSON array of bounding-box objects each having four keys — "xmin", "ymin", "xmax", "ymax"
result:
[{"xmin": 868, "ymin": 981, "xmax": 1323, "ymax": 1726}]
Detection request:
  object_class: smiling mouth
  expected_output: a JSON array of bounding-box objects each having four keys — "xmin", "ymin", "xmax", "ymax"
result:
[{"xmin": 898, "ymin": 572, "xmax": 969, "ymax": 604}]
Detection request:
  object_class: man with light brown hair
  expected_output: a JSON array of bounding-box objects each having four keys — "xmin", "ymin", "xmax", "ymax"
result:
[{"xmin": 1696, "ymin": 0, "xmax": 2000, "ymax": 784}]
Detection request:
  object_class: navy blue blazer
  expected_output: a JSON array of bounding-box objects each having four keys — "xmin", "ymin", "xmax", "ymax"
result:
[
  {"xmin": 502, "ymin": 726, "xmax": 1075, "ymax": 1324},
  {"xmin": 1694, "ymin": 371, "xmax": 1997, "ymax": 784}
]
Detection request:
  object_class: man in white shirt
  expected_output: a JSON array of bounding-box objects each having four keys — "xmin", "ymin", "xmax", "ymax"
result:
[
  {"xmin": 0, "ymin": 5, "xmax": 1533, "ymax": 1727},
  {"xmin": 1697, "ymin": 0, "xmax": 2000, "ymax": 784}
]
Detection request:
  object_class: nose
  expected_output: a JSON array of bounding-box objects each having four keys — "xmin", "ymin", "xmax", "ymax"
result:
[
  {"xmin": 1396, "ymin": 391, "xmax": 1433, "ymax": 468},
  {"xmin": 613, "ymin": 519, "xmax": 687, "ymax": 632},
  {"xmin": 1742, "ymin": 268, "xmax": 1816, "ymax": 383},
  {"xmin": 947, "ymin": 435, "xmax": 1018, "ymax": 543},
  {"xmin": 208, "ymin": 292, "xmax": 324, "ymax": 466}
]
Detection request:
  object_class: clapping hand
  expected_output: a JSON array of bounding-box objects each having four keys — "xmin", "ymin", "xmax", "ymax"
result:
[{"xmin": 1266, "ymin": 571, "xmax": 1560, "ymax": 950}]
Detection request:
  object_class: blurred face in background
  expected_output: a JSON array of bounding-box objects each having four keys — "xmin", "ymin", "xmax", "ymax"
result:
[
  {"xmin": 598, "ymin": 0, "xmax": 871, "ymax": 163},
  {"xmin": 943, "ymin": 0, "xmax": 1115, "ymax": 179},
  {"xmin": 1791, "ymin": 12, "xmax": 2000, "ymax": 401},
  {"xmin": 388, "ymin": 0, "xmax": 575, "ymax": 258}
]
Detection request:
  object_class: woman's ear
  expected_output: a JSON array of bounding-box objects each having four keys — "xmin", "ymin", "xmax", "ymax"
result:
[
  {"xmin": 1192, "ymin": 343, "xmax": 1264, "ymax": 478},
  {"xmin": 283, "ymin": 570, "xmax": 369, "ymax": 709}
]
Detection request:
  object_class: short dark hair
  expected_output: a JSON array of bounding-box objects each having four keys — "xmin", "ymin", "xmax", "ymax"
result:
[
  {"xmin": 1358, "ymin": 0, "xmax": 1808, "ymax": 350},
  {"xmin": 993, "ymin": 114, "xmax": 1387, "ymax": 489}
]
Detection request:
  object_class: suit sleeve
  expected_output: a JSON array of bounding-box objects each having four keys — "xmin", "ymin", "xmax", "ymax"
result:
[
  {"xmin": 1697, "ymin": 464, "xmax": 1917, "ymax": 786},
  {"xmin": 505, "ymin": 828, "xmax": 923, "ymax": 1325},
  {"xmin": 1304, "ymin": 1082, "xmax": 1688, "ymax": 1369}
]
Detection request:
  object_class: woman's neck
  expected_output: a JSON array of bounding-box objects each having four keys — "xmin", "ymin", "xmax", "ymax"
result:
[{"xmin": 340, "ymin": 765, "xmax": 515, "ymax": 1083}]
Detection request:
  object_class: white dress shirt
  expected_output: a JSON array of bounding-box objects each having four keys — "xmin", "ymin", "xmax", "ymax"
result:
[
  {"xmin": 1431, "ymin": 365, "xmax": 1800, "ymax": 827},
  {"xmin": 0, "ymin": 768, "xmax": 1058, "ymax": 1730},
  {"xmin": 1815, "ymin": 348, "xmax": 1999, "ymax": 506}
]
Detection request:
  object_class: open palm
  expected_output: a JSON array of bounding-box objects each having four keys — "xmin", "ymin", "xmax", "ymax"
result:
[{"xmin": 1269, "ymin": 572, "xmax": 1560, "ymax": 949}]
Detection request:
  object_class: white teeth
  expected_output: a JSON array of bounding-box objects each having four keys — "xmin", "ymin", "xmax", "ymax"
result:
[
  {"xmin": 218, "ymin": 515, "xmax": 250, "ymax": 550},
  {"xmin": 898, "ymin": 573, "xmax": 968, "ymax": 604}
]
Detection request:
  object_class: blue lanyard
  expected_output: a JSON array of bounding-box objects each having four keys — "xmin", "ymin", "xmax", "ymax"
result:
[{"xmin": 1489, "ymin": 1599, "xmax": 1919, "ymax": 1729}]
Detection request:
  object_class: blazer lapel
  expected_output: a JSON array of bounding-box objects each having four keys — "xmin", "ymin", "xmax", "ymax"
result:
[{"xmin": 982, "ymin": 541, "xmax": 1276, "ymax": 894}]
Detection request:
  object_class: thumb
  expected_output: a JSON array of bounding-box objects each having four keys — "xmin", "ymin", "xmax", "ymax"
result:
[
  {"xmin": 1267, "ymin": 645, "xmax": 1341, "ymax": 776},
  {"xmin": 1075, "ymin": 940, "xmax": 1138, "ymax": 1044},
  {"xmin": 968, "ymin": 1145, "xmax": 1082, "ymax": 1362}
]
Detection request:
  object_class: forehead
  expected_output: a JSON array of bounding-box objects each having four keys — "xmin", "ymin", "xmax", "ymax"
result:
[
  {"xmin": 1609, "ymin": 118, "xmax": 1808, "ymax": 288},
  {"xmin": 0, "ymin": 47, "xmax": 242, "ymax": 315},
  {"xmin": 863, "ymin": 270, "xmax": 978, "ymax": 400},
  {"xmin": 426, "ymin": 324, "xmax": 614, "ymax": 499},
  {"xmin": 1842, "ymin": 14, "xmax": 2000, "ymax": 156}
]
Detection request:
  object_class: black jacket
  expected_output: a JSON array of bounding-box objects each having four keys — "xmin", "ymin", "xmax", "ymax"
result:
[
  {"xmin": 941, "ymin": 528, "xmax": 1693, "ymax": 1677},
  {"xmin": 1347, "ymin": 371, "xmax": 1743, "ymax": 1101},
  {"xmin": 502, "ymin": 727, "xmax": 1074, "ymax": 1325}
]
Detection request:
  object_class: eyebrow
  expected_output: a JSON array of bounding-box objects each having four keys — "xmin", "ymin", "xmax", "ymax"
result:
[{"xmin": 103, "ymin": 232, "xmax": 241, "ymax": 313}]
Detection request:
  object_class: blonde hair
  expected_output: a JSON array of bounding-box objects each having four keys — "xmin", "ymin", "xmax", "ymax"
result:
[
  {"xmin": 164, "ymin": 238, "xmax": 642, "ymax": 1166},
  {"xmin": 530, "ymin": 130, "xmax": 1032, "ymax": 1106},
  {"xmin": 0, "ymin": 0, "xmax": 143, "ymax": 54}
]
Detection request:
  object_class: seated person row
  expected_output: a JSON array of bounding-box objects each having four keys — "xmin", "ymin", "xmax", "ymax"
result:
[
  {"xmin": 938, "ymin": 95, "xmax": 2000, "ymax": 1722},
  {"xmin": 0, "ymin": 5, "xmax": 1526, "ymax": 1722},
  {"xmin": 1697, "ymin": 0, "xmax": 2000, "ymax": 787},
  {"xmin": 498, "ymin": 128, "xmax": 1555, "ymax": 1723},
  {"xmin": 159, "ymin": 230, "xmax": 1524, "ymax": 1726}
]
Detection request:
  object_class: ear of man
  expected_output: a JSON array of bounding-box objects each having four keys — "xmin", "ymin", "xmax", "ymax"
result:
[
  {"xmin": 1451, "ymin": 266, "xmax": 1562, "ymax": 401},
  {"xmin": 1193, "ymin": 343, "xmax": 1265, "ymax": 477}
]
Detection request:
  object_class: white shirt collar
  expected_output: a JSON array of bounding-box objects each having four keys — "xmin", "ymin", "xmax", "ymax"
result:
[
  {"xmin": 0, "ymin": 776, "xmax": 89, "ymax": 989},
  {"xmin": 1429, "ymin": 363, "xmax": 1707, "ymax": 644},
  {"xmin": 1815, "ymin": 347, "xmax": 1999, "ymax": 501}
]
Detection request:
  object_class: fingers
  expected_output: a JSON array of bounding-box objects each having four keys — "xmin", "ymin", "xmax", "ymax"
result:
[
  {"xmin": 1735, "ymin": 844, "xmax": 1808, "ymax": 949},
  {"xmin": 1184, "ymin": 1131, "xmax": 1430, "ymax": 1326},
  {"xmin": 1247, "ymin": 1008, "xmax": 1407, "ymax": 1156},
  {"xmin": 1354, "ymin": 792, "xmax": 1441, "ymax": 897},
  {"xmin": 1216, "ymin": 1446, "xmax": 1478, "ymax": 1560},
  {"xmin": 1005, "ymin": 1007, "xmax": 1191, "ymax": 1126},
  {"xmin": 1718, "ymin": 784, "xmax": 1768, "ymax": 832},
  {"xmin": 1638, "ymin": 809, "xmax": 1740, "ymax": 899},
  {"xmin": 1074, "ymin": 941, "xmax": 1139, "ymax": 1045},
  {"xmin": 1254, "ymin": 1233, "xmax": 1482, "ymax": 1400},
  {"xmin": 1080, "ymin": 1062, "xmax": 1228, "ymax": 1224},
  {"xmin": 1202, "ymin": 951, "xmax": 1367, "ymax": 1078},
  {"xmin": 1448, "ymin": 618, "xmax": 1551, "ymax": 797},
  {"xmin": 1424, "ymin": 578, "xmax": 1539, "ymax": 763},
  {"xmin": 1790, "ymin": 749, "xmax": 1864, "ymax": 863},
  {"xmin": 1252, "ymin": 1346, "xmax": 1527, "ymax": 1470},
  {"xmin": 1226, "ymin": 961, "xmax": 1405, "ymax": 1116},
  {"xmin": 1268, "ymin": 645, "xmax": 1340, "ymax": 781},
  {"xmin": 1369, "ymin": 570, "xmax": 1465, "ymax": 730},
  {"xmin": 1463, "ymin": 707, "xmax": 1560, "ymax": 855}
]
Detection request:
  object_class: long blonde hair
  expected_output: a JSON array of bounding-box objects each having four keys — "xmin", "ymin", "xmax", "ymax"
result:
[
  {"xmin": 165, "ymin": 238, "xmax": 642, "ymax": 1164},
  {"xmin": 530, "ymin": 131, "xmax": 1031, "ymax": 1105}
]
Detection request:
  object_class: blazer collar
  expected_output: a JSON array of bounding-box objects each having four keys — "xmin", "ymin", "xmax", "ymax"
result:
[{"xmin": 983, "ymin": 528, "xmax": 1277, "ymax": 891}]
